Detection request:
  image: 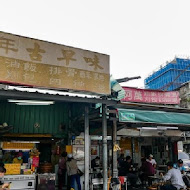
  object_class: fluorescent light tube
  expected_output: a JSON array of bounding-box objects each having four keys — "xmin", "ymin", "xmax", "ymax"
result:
[
  {"xmin": 141, "ymin": 126, "xmax": 178, "ymax": 130},
  {"xmin": 157, "ymin": 126, "xmax": 178, "ymax": 130},
  {"xmin": 11, "ymin": 141, "xmax": 40, "ymax": 143},
  {"xmin": 16, "ymin": 103, "xmax": 52, "ymax": 105},
  {"xmin": 167, "ymin": 127, "xmax": 178, "ymax": 129},
  {"xmin": 141, "ymin": 127, "xmax": 157, "ymax": 130},
  {"xmin": 8, "ymin": 99, "xmax": 54, "ymax": 105}
]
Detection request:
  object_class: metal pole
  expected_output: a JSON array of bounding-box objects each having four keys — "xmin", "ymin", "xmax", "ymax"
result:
[
  {"xmin": 131, "ymin": 137, "xmax": 135, "ymax": 162},
  {"xmin": 84, "ymin": 106, "xmax": 89, "ymax": 190},
  {"xmin": 168, "ymin": 137, "xmax": 173, "ymax": 162},
  {"xmin": 113, "ymin": 119, "xmax": 118, "ymax": 178},
  {"xmin": 102, "ymin": 104, "xmax": 108, "ymax": 190},
  {"xmin": 68, "ymin": 105, "xmax": 72, "ymax": 145}
]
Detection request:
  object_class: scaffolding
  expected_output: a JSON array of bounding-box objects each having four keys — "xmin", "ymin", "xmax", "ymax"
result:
[{"xmin": 144, "ymin": 58, "xmax": 190, "ymax": 91}]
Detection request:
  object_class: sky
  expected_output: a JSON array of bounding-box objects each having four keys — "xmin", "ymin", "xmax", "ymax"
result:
[{"xmin": 1, "ymin": 0, "xmax": 190, "ymax": 88}]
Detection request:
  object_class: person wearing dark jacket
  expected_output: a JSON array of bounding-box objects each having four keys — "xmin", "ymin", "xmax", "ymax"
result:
[
  {"xmin": 139, "ymin": 157, "xmax": 156, "ymax": 185},
  {"xmin": 118, "ymin": 154, "xmax": 125, "ymax": 167},
  {"xmin": 118, "ymin": 154, "xmax": 126, "ymax": 176},
  {"xmin": 125, "ymin": 156, "xmax": 138, "ymax": 187}
]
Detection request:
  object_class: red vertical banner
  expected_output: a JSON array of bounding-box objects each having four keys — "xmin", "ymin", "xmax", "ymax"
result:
[
  {"xmin": 174, "ymin": 142, "xmax": 178, "ymax": 155},
  {"xmin": 32, "ymin": 156, "xmax": 39, "ymax": 167}
]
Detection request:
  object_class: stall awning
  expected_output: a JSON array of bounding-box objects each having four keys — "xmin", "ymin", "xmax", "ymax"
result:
[{"xmin": 117, "ymin": 108, "xmax": 190, "ymax": 126}]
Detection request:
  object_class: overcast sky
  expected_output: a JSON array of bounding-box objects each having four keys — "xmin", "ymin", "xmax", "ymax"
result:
[{"xmin": 1, "ymin": 0, "xmax": 190, "ymax": 88}]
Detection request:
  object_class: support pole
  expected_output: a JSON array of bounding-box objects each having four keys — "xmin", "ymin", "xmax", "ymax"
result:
[
  {"xmin": 112, "ymin": 119, "xmax": 118, "ymax": 178},
  {"xmin": 102, "ymin": 104, "xmax": 108, "ymax": 190},
  {"xmin": 168, "ymin": 137, "xmax": 173, "ymax": 162},
  {"xmin": 84, "ymin": 106, "xmax": 89, "ymax": 190},
  {"xmin": 131, "ymin": 137, "xmax": 135, "ymax": 162},
  {"xmin": 68, "ymin": 105, "xmax": 72, "ymax": 145}
]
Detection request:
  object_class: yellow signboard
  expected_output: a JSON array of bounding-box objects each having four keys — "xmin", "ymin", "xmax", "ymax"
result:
[
  {"xmin": 3, "ymin": 142, "xmax": 34, "ymax": 150},
  {"xmin": 66, "ymin": 145, "xmax": 72, "ymax": 154},
  {"xmin": 4, "ymin": 164, "xmax": 21, "ymax": 175},
  {"xmin": 0, "ymin": 31, "xmax": 110, "ymax": 95}
]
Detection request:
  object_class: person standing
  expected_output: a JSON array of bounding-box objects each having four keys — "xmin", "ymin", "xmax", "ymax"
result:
[
  {"xmin": 160, "ymin": 161, "xmax": 185, "ymax": 190},
  {"xmin": 51, "ymin": 149, "xmax": 59, "ymax": 172},
  {"xmin": 13, "ymin": 152, "xmax": 23, "ymax": 164},
  {"xmin": 118, "ymin": 154, "xmax": 126, "ymax": 176},
  {"xmin": 146, "ymin": 154, "xmax": 157, "ymax": 168},
  {"xmin": 66, "ymin": 154, "xmax": 81, "ymax": 190},
  {"xmin": 58, "ymin": 152, "xmax": 67, "ymax": 190}
]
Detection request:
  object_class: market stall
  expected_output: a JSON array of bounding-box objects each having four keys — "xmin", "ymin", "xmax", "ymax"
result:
[
  {"xmin": 0, "ymin": 141, "xmax": 40, "ymax": 190},
  {"xmin": 1, "ymin": 140, "xmax": 62, "ymax": 190}
]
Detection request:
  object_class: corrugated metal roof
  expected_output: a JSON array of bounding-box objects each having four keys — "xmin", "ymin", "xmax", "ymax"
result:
[{"xmin": 0, "ymin": 85, "xmax": 117, "ymax": 105}]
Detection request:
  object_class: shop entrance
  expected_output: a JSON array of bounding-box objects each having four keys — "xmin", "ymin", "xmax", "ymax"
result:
[{"xmin": 38, "ymin": 143, "xmax": 51, "ymax": 163}]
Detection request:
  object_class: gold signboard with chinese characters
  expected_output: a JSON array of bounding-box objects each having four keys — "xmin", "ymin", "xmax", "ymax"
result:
[
  {"xmin": 5, "ymin": 164, "xmax": 21, "ymax": 175},
  {"xmin": 0, "ymin": 31, "xmax": 110, "ymax": 95},
  {"xmin": 3, "ymin": 142, "xmax": 34, "ymax": 150}
]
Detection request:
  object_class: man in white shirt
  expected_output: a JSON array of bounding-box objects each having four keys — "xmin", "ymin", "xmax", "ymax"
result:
[
  {"xmin": 146, "ymin": 154, "xmax": 157, "ymax": 168},
  {"xmin": 160, "ymin": 161, "xmax": 185, "ymax": 190}
]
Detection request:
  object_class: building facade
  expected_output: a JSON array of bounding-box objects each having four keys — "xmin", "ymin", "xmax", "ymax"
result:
[
  {"xmin": 145, "ymin": 58, "xmax": 190, "ymax": 91},
  {"xmin": 179, "ymin": 82, "xmax": 190, "ymax": 108}
]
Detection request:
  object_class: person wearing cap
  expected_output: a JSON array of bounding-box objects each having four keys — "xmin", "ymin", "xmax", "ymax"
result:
[
  {"xmin": 173, "ymin": 159, "xmax": 186, "ymax": 174},
  {"xmin": 160, "ymin": 161, "xmax": 185, "ymax": 190},
  {"xmin": 66, "ymin": 154, "xmax": 81, "ymax": 190},
  {"xmin": 13, "ymin": 152, "xmax": 23, "ymax": 164},
  {"xmin": 146, "ymin": 154, "xmax": 157, "ymax": 168}
]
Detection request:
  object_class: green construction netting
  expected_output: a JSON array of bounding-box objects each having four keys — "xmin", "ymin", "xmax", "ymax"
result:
[{"xmin": 117, "ymin": 109, "xmax": 190, "ymax": 126}]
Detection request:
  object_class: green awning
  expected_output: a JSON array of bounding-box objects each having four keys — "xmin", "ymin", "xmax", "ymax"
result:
[{"xmin": 117, "ymin": 109, "xmax": 190, "ymax": 126}]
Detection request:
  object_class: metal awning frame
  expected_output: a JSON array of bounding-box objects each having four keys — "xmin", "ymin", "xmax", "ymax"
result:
[{"xmin": 0, "ymin": 88, "xmax": 117, "ymax": 105}]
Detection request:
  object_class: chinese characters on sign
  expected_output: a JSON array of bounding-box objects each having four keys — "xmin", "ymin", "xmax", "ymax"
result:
[
  {"xmin": 0, "ymin": 31, "xmax": 110, "ymax": 95},
  {"xmin": 121, "ymin": 87, "xmax": 180, "ymax": 104},
  {"xmin": 83, "ymin": 55, "xmax": 103, "ymax": 71},
  {"xmin": 0, "ymin": 37, "xmax": 18, "ymax": 54},
  {"xmin": 57, "ymin": 49, "xmax": 76, "ymax": 66},
  {"xmin": 26, "ymin": 43, "xmax": 45, "ymax": 62}
]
